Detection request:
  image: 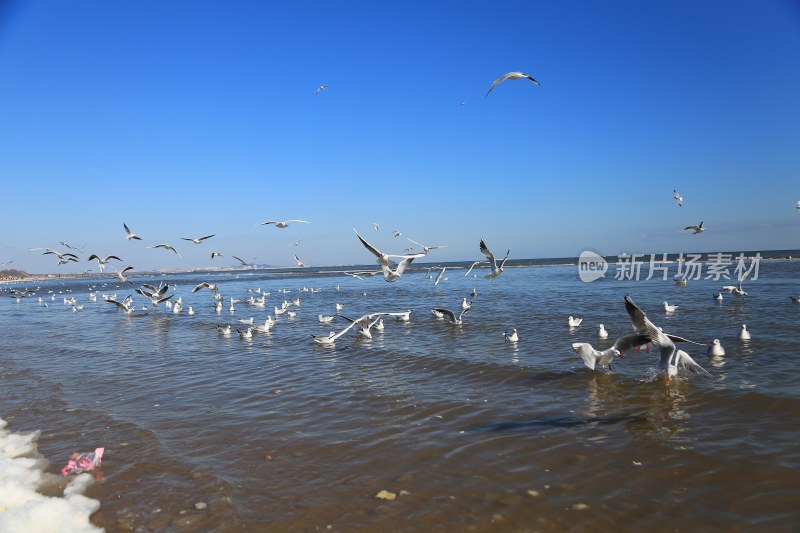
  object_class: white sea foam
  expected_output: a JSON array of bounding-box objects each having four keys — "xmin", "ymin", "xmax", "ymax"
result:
[{"xmin": 0, "ymin": 418, "xmax": 102, "ymax": 532}]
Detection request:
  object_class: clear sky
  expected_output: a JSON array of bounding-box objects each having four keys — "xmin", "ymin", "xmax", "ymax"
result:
[{"xmin": 1, "ymin": 0, "xmax": 799, "ymax": 274}]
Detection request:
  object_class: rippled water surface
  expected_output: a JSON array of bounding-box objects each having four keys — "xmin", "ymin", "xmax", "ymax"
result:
[{"xmin": 2, "ymin": 261, "xmax": 799, "ymax": 532}]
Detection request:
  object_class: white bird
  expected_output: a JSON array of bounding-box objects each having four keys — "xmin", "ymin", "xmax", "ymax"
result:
[
  {"xmin": 461, "ymin": 298, "xmax": 471, "ymax": 311},
  {"xmin": 684, "ymin": 221, "xmax": 706, "ymax": 234},
  {"xmin": 571, "ymin": 333, "xmax": 651, "ymax": 371},
  {"xmin": 568, "ymin": 316, "xmax": 583, "ymax": 327},
  {"xmin": 114, "ymin": 265, "xmax": 134, "ymax": 284},
  {"xmin": 406, "ymin": 236, "xmax": 447, "ymax": 254},
  {"xmin": 790, "ymin": 296, "xmax": 800, "ymax": 303},
  {"xmin": 318, "ymin": 314, "xmax": 334, "ymax": 323},
  {"xmin": 88, "ymin": 254, "xmax": 122, "ymax": 273},
  {"xmin": 625, "ymin": 295, "xmax": 711, "ymax": 380},
  {"xmin": 673, "ymin": 190, "xmax": 683, "ymax": 207},
  {"xmin": 796, "ymin": 200, "xmax": 800, "ymax": 210},
  {"xmin": 181, "ymin": 234, "xmax": 215, "ymax": 244},
  {"xmin": 316, "ymin": 85, "xmax": 329, "ymax": 94},
  {"xmin": 337, "ymin": 313, "xmax": 387, "ymax": 339},
  {"xmin": 663, "ymin": 301, "xmax": 679, "ymax": 313},
  {"xmin": 713, "ymin": 293, "xmax": 723, "ymax": 301},
  {"xmin": 311, "ymin": 320, "xmax": 360, "ymax": 346},
  {"xmin": 504, "ymin": 328, "xmax": 519, "ymax": 343},
  {"xmin": 722, "ymin": 272, "xmax": 749, "ymax": 298},
  {"xmin": 123, "ymin": 223, "xmax": 142, "ymax": 241},
  {"xmin": 464, "ymin": 261, "xmax": 481, "ymax": 277},
  {"xmin": 431, "ymin": 309, "xmax": 445, "ymax": 319},
  {"xmin": 597, "ymin": 324, "xmax": 609, "ymax": 339},
  {"xmin": 211, "ymin": 252, "xmax": 223, "ymax": 259},
  {"xmin": 237, "ymin": 327, "xmax": 253, "ymax": 339},
  {"xmin": 470, "ymin": 288, "xmax": 477, "ymax": 298},
  {"xmin": 107, "ymin": 299, "xmax": 135, "ymax": 314},
  {"xmin": 188, "ymin": 306, "xmax": 195, "ymax": 315},
  {"xmin": 238, "ymin": 317, "xmax": 254, "ymax": 325},
  {"xmin": 192, "ymin": 282, "xmax": 219, "ymax": 293},
  {"xmin": 434, "ymin": 267, "xmax": 447, "ymax": 286},
  {"xmin": 485, "ymin": 71, "xmax": 541, "ymax": 97},
  {"xmin": 354, "ymin": 230, "xmax": 421, "ymax": 282},
  {"xmin": 393, "ymin": 230, "xmax": 402, "ymax": 237},
  {"xmin": 217, "ymin": 324, "xmax": 231, "ymax": 337},
  {"xmin": 432, "ymin": 306, "xmax": 469, "ymax": 325},
  {"xmin": 259, "ymin": 220, "xmax": 311, "ymax": 228},
  {"xmin": 294, "ymin": 254, "xmax": 307, "ymax": 268},
  {"xmin": 739, "ymin": 324, "xmax": 751, "ymax": 341},
  {"xmin": 479, "ymin": 239, "xmax": 510, "ymax": 280},
  {"xmin": 389, "ymin": 310, "xmax": 412, "ymax": 322},
  {"xmin": 707, "ymin": 339, "xmax": 726, "ymax": 357},
  {"xmin": 253, "ymin": 317, "xmax": 274, "ymax": 333},
  {"xmin": 149, "ymin": 244, "xmax": 181, "ymax": 257},
  {"xmin": 372, "ymin": 222, "xmax": 380, "ymax": 231}
]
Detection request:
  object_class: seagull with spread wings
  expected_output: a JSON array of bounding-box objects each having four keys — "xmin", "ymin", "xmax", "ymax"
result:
[
  {"xmin": 479, "ymin": 239, "xmax": 510, "ymax": 280},
  {"xmin": 181, "ymin": 234, "xmax": 215, "ymax": 244},
  {"xmin": 123, "ymin": 223, "xmax": 142, "ymax": 241},
  {"xmin": 485, "ymin": 71, "xmax": 541, "ymax": 97},
  {"xmin": 259, "ymin": 220, "xmax": 311, "ymax": 228}
]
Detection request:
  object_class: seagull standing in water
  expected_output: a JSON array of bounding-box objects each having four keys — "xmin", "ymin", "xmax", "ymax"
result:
[
  {"xmin": 485, "ymin": 71, "xmax": 541, "ymax": 97},
  {"xmin": 479, "ymin": 239, "xmax": 510, "ymax": 280},
  {"xmin": 684, "ymin": 221, "xmax": 706, "ymax": 234},
  {"xmin": 624, "ymin": 295, "xmax": 711, "ymax": 380}
]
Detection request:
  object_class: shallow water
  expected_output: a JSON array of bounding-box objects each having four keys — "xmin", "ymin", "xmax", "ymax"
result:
[{"xmin": 2, "ymin": 260, "xmax": 799, "ymax": 531}]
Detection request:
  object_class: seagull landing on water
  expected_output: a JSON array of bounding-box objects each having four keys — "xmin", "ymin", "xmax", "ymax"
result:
[
  {"xmin": 673, "ymin": 190, "xmax": 683, "ymax": 207},
  {"xmin": 432, "ymin": 306, "xmax": 469, "ymax": 325},
  {"xmin": 625, "ymin": 295, "xmax": 711, "ymax": 381},
  {"xmin": 259, "ymin": 220, "xmax": 311, "ymax": 228},
  {"xmin": 123, "ymin": 223, "xmax": 141, "ymax": 241},
  {"xmin": 684, "ymin": 221, "xmax": 706, "ymax": 234},
  {"xmin": 181, "ymin": 235, "xmax": 215, "ymax": 245},
  {"xmin": 485, "ymin": 71, "xmax": 540, "ymax": 97},
  {"xmin": 479, "ymin": 239, "xmax": 510, "ymax": 280},
  {"xmin": 571, "ymin": 333, "xmax": 651, "ymax": 372}
]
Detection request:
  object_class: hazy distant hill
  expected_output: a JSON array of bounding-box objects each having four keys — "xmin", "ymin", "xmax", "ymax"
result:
[{"xmin": 0, "ymin": 269, "xmax": 29, "ymax": 280}]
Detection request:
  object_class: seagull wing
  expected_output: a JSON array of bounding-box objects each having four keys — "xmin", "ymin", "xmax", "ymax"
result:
[
  {"xmin": 675, "ymin": 350, "xmax": 713, "ymax": 377},
  {"xmin": 571, "ymin": 342, "xmax": 600, "ymax": 370},
  {"xmin": 612, "ymin": 334, "xmax": 652, "ymax": 354},
  {"xmin": 479, "ymin": 240, "xmax": 497, "ymax": 270},
  {"xmin": 394, "ymin": 256, "xmax": 416, "ymax": 276},
  {"xmin": 354, "ymin": 230, "xmax": 385, "ymax": 261},
  {"xmin": 432, "ymin": 307, "xmax": 456, "ymax": 323}
]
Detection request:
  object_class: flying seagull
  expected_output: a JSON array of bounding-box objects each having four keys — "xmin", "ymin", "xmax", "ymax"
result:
[
  {"xmin": 353, "ymin": 229, "xmax": 421, "ymax": 282},
  {"xmin": 464, "ymin": 261, "xmax": 480, "ymax": 277},
  {"xmin": 479, "ymin": 239, "xmax": 510, "ymax": 280},
  {"xmin": 485, "ymin": 71, "xmax": 540, "ymax": 97},
  {"xmin": 88, "ymin": 254, "xmax": 122, "ymax": 272},
  {"xmin": 684, "ymin": 221, "xmax": 706, "ymax": 234},
  {"xmin": 123, "ymin": 223, "xmax": 142, "ymax": 241},
  {"xmin": 181, "ymin": 234, "xmax": 215, "ymax": 244},
  {"xmin": 259, "ymin": 220, "xmax": 311, "ymax": 228},
  {"xmin": 294, "ymin": 254, "xmax": 307, "ymax": 268},
  {"xmin": 232, "ymin": 256, "xmax": 249, "ymax": 266},
  {"xmin": 149, "ymin": 244, "xmax": 181, "ymax": 257},
  {"xmin": 211, "ymin": 252, "xmax": 223, "ymax": 259},
  {"xmin": 316, "ymin": 85, "xmax": 329, "ymax": 94},
  {"xmin": 673, "ymin": 190, "xmax": 683, "ymax": 207},
  {"xmin": 406, "ymin": 236, "xmax": 448, "ymax": 254}
]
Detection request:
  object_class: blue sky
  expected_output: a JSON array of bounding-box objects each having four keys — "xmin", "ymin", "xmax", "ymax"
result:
[{"xmin": 1, "ymin": 1, "xmax": 799, "ymax": 273}]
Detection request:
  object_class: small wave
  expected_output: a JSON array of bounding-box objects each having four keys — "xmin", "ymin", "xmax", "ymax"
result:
[{"xmin": 0, "ymin": 417, "xmax": 101, "ymax": 532}]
